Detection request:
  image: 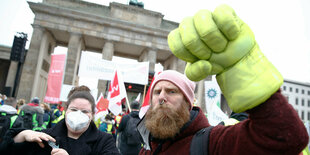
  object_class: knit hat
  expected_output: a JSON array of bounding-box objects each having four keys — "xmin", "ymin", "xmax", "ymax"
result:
[
  {"xmin": 150, "ymin": 70, "xmax": 196, "ymax": 110},
  {"xmin": 31, "ymin": 97, "xmax": 40, "ymax": 104}
]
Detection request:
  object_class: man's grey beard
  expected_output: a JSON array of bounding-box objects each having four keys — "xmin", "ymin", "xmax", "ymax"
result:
[{"xmin": 144, "ymin": 102, "xmax": 190, "ymax": 139}]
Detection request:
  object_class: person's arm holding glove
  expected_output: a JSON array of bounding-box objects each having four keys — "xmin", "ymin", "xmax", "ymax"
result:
[
  {"xmin": 168, "ymin": 5, "xmax": 309, "ymax": 154},
  {"xmin": 168, "ymin": 5, "xmax": 283, "ymax": 113}
]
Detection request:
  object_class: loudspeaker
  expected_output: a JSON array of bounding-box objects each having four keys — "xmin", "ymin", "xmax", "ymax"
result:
[{"xmin": 10, "ymin": 35, "xmax": 27, "ymax": 63}]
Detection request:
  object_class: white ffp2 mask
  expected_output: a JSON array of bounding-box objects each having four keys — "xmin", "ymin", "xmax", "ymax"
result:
[{"xmin": 66, "ymin": 110, "xmax": 90, "ymax": 131}]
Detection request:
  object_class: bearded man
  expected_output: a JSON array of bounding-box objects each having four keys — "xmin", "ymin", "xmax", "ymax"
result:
[
  {"xmin": 138, "ymin": 69, "xmax": 308, "ymax": 155},
  {"xmin": 137, "ymin": 4, "xmax": 308, "ymax": 155}
]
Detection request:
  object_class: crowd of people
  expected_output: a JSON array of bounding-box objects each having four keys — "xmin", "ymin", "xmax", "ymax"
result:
[
  {"xmin": 0, "ymin": 96, "xmax": 65, "ymax": 141},
  {"xmin": 0, "ymin": 86, "xmax": 144, "ymax": 155},
  {"xmin": 0, "ymin": 4, "xmax": 309, "ymax": 155}
]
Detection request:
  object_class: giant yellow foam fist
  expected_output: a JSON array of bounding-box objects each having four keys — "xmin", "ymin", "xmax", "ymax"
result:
[{"xmin": 168, "ymin": 5, "xmax": 283, "ymax": 112}]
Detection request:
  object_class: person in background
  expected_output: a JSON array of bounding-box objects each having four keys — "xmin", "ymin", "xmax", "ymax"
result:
[
  {"xmin": 0, "ymin": 97, "xmax": 23, "ymax": 143},
  {"xmin": 1, "ymin": 88, "xmax": 120, "ymax": 154},
  {"xmin": 118, "ymin": 101, "xmax": 142, "ymax": 155},
  {"xmin": 114, "ymin": 104, "xmax": 126, "ymax": 132},
  {"xmin": 50, "ymin": 104, "xmax": 63, "ymax": 127},
  {"xmin": 99, "ymin": 112, "xmax": 116, "ymax": 140},
  {"xmin": 0, "ymin": 94, "xmax": 7, "ymax": 106},
  {"xmin": 114, "ymin": 104, "xmax": 126, "ymax": 151},
  {"xmin": 19, "ymin": 97, "xmax": 44, "ymax": 131},
  {"xmin": 40, "ymin": 103, "xmax": 52, "ymax": 129},
  {"xmin": 16, "ymin": 99, "xmax": 26, "ymax": 114}
]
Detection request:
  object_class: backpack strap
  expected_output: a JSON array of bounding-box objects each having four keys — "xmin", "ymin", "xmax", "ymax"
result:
[{"xmin": 190, "ymin": 126, "xmax": 214, "ymax": 155}]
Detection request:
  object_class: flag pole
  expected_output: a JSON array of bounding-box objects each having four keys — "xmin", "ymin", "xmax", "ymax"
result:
[
  {"xmin": 142, "ymin": 85, "xmax": 147, "ymax": 104},
  {"xmin": 126, "ymin": 96, "xmax": 131, "ymax": 112}
]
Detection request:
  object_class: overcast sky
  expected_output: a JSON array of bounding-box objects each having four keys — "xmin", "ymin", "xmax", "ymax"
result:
[{"xmin": 1, "ymin": 0, "xmax": 310, "ymax": 84}]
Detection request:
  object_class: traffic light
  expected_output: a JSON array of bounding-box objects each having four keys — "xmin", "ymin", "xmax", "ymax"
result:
[
  {"xmin": 10, "ymin": 32, "xmax": 27, "ymax": 63},
  {"xmin": 128, "ymin": 84, "xmax": 133, "ymax": 89},
  {"xmin": 125, "ymin": 83, "xmax": 144, "ymax": 93},
  {"xmin": 125, "ymin": 72, "xmax": 154, "ymax": 93}
]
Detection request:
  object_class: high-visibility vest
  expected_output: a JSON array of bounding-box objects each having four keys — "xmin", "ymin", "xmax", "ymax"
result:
[
  {"xmin": 57, "ymin": 110, "xmax": 65, "ymax": 121},
  {"xmin": 95, "ymin": 119, "xmax": 101, "ymax": 128},
  {"xmin": 32, "ymin": 113, "xmax": 42, "ymax": 131},
  {"xmin": 0, "ymin": 112, "xmax": 18, "ymax": 128},
  {"xmin": 51, "ymin": 109, "xmax": 64, "ymax": 125},
  {"xmin": 107, "ymin": 123, "xmax": 113, "ymax": 134},
  {"xmin": 41, "ymin": 113, "xmax": 50, "ymax": 129},
  {"xmin": 51, "ymin": 109, "xmax": 60, "ymax": 124},
  {"xmin": 20, "ymin": 111, "xmax": 42, "ymax": 131},
  {"xmin": 115, "ymin": 115, "xmax": 122, "ymax": 129}
]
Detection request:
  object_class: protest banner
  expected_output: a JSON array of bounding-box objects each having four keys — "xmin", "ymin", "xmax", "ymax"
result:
[{"xmin": 44, "ymin": 54, "xmax": 66, "ymax": 103}]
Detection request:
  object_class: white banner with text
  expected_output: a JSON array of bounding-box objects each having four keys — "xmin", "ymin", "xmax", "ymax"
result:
[{"xmin": 79, "ymin": 52, "xmax": 149, "ymax": 85}]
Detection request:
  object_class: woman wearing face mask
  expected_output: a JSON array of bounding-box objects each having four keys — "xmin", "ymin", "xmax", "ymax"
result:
[{"xmin": 0, "ymin": 90, "xmax": 120, "ymax": 155}]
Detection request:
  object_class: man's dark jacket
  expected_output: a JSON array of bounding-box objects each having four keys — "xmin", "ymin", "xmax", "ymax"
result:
[
  {"xmin": 118, "ymin": 111, "xmax": 142, "ymax": 155},
  {"xmin": 139, "ymin": 90, "xmax": 309, "ymax": 155}
]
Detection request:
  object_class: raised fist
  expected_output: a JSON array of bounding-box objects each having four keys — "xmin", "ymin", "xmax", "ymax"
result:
[
  {"xmin": 168, "ymin": 5, "xmax": 283, "ymax": 112},
  {"xmin": 168, "ymin": 5, "xmax": 256, "ymax": 81}
]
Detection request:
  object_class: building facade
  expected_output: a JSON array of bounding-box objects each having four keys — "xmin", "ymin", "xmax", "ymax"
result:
[
  {"xmin": 4, "ymin": 0, "xmax": 308, "ymax": 116},
  {"xmin": 281, "ymin": 80, "xmax": 310, "ymax": 122},
  {"xmin": 2, "ymin": 0, "xmax": 215, "ymax": 110},
  {"xmin": 9, "ymin": 0, "xmax": 185, "ymax": 102}
]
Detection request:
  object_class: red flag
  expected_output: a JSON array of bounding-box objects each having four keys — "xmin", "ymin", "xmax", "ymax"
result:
[
  {"xmin": 96, "ymin": 94, "xmax": 109, "ymax": 112},
  {"xmin": 44, "ymin": 54, "xmax": 66, "ymax": 103},
  {"xmin": 108, "ymin": 69, "xmax": 127, "ymax": 115},
  {"xmin": 95, "ymin": 93, "xmax": 109, "ymax": 121},
  {"xmin": 139, "ymin": 71, "xmax": 161, "ymax": 118}
]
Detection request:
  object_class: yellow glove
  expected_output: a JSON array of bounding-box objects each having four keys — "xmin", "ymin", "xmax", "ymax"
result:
[{"xmin": 168, "ymin": 5, "xmax": 283, "ymax": 113}]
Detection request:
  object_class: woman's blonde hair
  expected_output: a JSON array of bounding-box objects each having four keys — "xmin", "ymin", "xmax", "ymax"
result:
[{"xmin": 40, "ymin": 102, "xmax": 51, "ymax": 111}]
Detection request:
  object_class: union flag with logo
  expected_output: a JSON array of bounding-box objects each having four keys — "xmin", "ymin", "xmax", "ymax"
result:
[{"xmin": 108, "ymin": 69, "xmax": 127, "ymax": 115}]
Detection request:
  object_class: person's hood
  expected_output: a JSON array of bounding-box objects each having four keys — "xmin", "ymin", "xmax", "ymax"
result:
[
  {"xmin": 20, "ymin": 104, "xmax": 44, "ymax": 114},
  {"xmin": 0, "ymin": 105, "xmax": 17, "ymax": 114},
  {"xmin": 137, "ymin": 106, "xmax": 210, "ymax": 150}
]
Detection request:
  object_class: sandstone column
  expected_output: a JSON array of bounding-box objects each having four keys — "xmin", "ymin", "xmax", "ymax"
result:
[
  {"xmin": 164, "ymin": 55, "xmax": 186, "ymax": 73},
  {"xmin": 5, "ymin": 61, "xmax": 18, "ymax": 94},
  {"xmin": 30, "ymin": 31, "xmax": 57, "ymax": 100},
  {"xmin": 139, "ymin": 48, "xmax": 157, "ymax": 73},
  {"xmin": 17, "ymin": 25, "xmax": 45, "ymax": 102},
  {"xmin": 63, "ymin": 33, "xmax": 83, "ymax": 85},
  {"xmin": 98, "ymin": 41, "xmax": 114, "ymax": 98}
]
